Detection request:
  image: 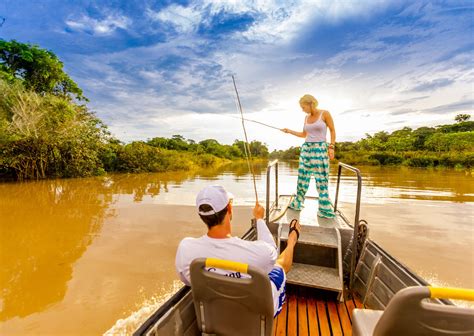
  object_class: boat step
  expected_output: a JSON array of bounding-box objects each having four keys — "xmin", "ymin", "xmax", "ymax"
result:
[
  {"xmin": 280, "ymin": 239, "xmax": 338, "ymax": 268},
  {"xmin": 280, "ymin": 224, "xmax": 338, "ymax": 249},
  {"xmin": 286, "ymin": 263, "xmax": 343, "ymax": 292}
]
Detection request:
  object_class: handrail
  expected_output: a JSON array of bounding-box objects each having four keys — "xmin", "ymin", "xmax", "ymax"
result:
[
  {"xmin": 265, "ymin": 160, "xmax": 279, "ymax": 225},
  {"xmin": 334, "ymin": 162, "xmax": 363, "ymax": 290}
]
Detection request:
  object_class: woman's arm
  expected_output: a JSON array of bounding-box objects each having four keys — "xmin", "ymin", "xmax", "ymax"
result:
[
  {"xmin": 324, "ymin": 111, "xmax": 336, "ymax": 159},
  {"xmin": 324, "ymin": 111, "xmax": 336, "ymax": 144},
  {"xmin": 281, "ymin": 115, "xmax": 307, "ymax": 138},
  {"xmin": 281, "ymin": 128, "xmax": 307, "ymax": 138}
]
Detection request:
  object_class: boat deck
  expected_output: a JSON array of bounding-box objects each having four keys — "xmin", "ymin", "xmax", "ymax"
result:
[
  {"xmin": 273, "ymin": 288, "xmax": 364, "ymax": 336},
  {"xmin": 270, "ymin": 196, "xmax": 349, "ymax": 229}
]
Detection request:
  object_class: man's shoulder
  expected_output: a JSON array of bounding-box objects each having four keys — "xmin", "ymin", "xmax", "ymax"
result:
[
  {"xmin": 180, "ymin": 236, "xmax": 198, "ymax": 243},
  {"xmin": 176, "ymin": 236, "xmax": 207, "ymax": 266}
]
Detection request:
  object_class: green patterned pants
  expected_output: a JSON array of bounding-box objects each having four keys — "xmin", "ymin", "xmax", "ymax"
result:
[{"xmin": 289, "ymin": 142, "xmax": 336, "ymax": 218}]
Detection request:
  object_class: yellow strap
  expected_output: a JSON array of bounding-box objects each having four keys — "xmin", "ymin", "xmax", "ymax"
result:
[
  {"xmin": 205, "ymin": 258, "xmax": 249, "ymax": 274},
  {"xmin": 429, "ymin": 287, "xmax": 474, "ymax": 301}
]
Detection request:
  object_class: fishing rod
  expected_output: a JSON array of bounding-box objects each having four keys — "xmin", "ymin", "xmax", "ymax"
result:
[
  {"xmin": 226, "ymin": 115, "xmax": 281, "ymax": 131},
  {"xmin": 231, "ymin": 75, "xmax": 259, "ymax": 204}
]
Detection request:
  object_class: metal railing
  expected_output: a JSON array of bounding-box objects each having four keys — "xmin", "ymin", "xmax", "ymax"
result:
[
  {"xmin": 334, "ymin": 162, "xmax": 363, "ymax": 290},
  {"xmin": 265, "ymin": 160, "xmax": 279, "ymax": 225}
]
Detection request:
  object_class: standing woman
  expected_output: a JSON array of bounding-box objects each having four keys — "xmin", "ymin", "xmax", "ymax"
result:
[{"xmin": 282, "ymin": 94, "xmax": 336, "ymax": 218}]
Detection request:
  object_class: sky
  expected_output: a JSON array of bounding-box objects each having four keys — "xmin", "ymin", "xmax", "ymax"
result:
[{"xmin": 1, "ymin": 0, "xmax": 473, "ymax": 150}]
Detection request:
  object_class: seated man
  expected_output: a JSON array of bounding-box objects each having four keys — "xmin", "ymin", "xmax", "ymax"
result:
[{"xmin": 175, "ymin": 185, "xmax": 300, "ymax": 316}]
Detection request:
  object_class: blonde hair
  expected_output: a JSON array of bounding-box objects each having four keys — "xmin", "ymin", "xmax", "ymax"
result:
[{"xmin": 299, "ymin": 94, "xmax": 318, "ymax": 109}]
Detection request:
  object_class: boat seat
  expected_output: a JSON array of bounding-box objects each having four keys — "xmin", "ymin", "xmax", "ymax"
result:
[
  {"xmin": 352, "ymin": 286, "xmax": 474, "ymax": 336},
  {"xmin": 190, "ymin": 258, "xmax": 274, "ymax": 336}
]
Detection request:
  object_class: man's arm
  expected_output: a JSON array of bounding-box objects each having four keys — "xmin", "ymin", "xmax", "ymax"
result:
[
  {"xmin": 175, "ymin": 239, "xmax": 192, "ymax": 286},
  {"xmin": 256, "ymin": 218, "xmax": 277, "ymax": 249},
  {"xmin": 253, "ymin": 202, "xmax": 277, "ymax": 250}
]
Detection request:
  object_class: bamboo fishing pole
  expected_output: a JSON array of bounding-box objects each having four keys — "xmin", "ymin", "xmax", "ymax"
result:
[{"xmin": 231, "ymin": 75, "xmax": 259, "ymax": 204}]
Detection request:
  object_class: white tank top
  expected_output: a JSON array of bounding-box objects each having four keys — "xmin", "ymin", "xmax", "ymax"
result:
[{"xmin": 304, "ymin": 112, "xmax": 327, "ymax": 142}]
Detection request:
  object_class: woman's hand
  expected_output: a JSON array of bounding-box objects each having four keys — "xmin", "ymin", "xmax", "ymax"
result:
[
  {"xmin": 281, "ymin": 128, "xmax": 290, "ymax": 134},
  {"xmin": 328, "ymin": 147, "xmax": 335, "ymax": 160}
]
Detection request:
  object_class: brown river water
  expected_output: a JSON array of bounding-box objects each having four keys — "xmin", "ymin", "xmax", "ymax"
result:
[{"xmin": 0, "ymin": 162, "xmax": 473, "ymax": 335}]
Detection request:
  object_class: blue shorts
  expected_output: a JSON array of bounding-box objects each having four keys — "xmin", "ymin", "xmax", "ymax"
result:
[{"xmin": 268, "ymin": 266, "xmax": 286, "ymax": 317}]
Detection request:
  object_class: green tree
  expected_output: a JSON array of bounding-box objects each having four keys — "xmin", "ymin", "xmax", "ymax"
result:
[
  {"xmin": 455, "ymin": 114, "xmax": 471, "ymax": 123},
  {"xmin": 169, "ymin": 134, "xmax": 189, "ymax": 151},
  {"xmin": 270, "ymin": 146, "xmax": 300, "ymax": 160},
  {"xmin": 437, "ymin": 121, "xmax": 474, "ymax": 133},
  {"xmin": 358, "ymin": 131, "xmax": 388, "ymax": 151},
  {"xmin": 199, "ymin": 139, "xmax": 227, "ymax": 158},
  {"xmin": 232, "ymin": 140, "xmax": 269, "ymax": 158},
  {"xmin": 233, "ymin": 140, "xmax": 247, "ymax": 155},
  {"xmin": 0, "ymin": 40, "xmax": 85, "ymax": 100},
  {"xmin": 117, "ymin": 142, "xmax": 165, "ymax": 173},
  {"xmin": 147, "ymin": 137, "xmax": 169, "ymax": 149},
  {"xmin": 412, "ymin": 127, "xmax": 436, "ymax": 150},
  {"xmin": 385, "ymin": 128, "xmax": 414, "ymax": 152},
  {"xmin": 249, "ymin": 140, "xmax": 269, "ymax": 157},
  {"xmin": 0, "ymin": 80, "xmax": 108, "ymax": 179},
  {"xmin": 425, "ymin": 132, "xmax": 474, "ymax": 152}
]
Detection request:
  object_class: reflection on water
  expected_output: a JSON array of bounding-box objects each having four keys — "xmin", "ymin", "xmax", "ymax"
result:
[
  {"xmin": 103, "ymin": 161, "xmax": 270, "ymax": 204},
  {"xmin": 0, "ymin": 179, "xmax": 113, "ymax": 321},
  {"xmin": 0, "ymin": 162, "xmax": 472, "ymax": 335},
  {"xmin": 352, "ymin": 166, "xmax": 474, "ymax": 203}
]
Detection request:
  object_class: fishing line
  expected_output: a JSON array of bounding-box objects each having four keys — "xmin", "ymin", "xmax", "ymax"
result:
[
  {"xmin": 231, "ymin": 75, "xmax": 259, "ymax": 204},
  {"xmin": 226, "ymin": 115, "xmax": 281, "ymax": 131}
]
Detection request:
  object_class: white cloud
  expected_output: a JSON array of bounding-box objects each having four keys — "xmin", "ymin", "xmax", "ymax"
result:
[
  {"xmin": 147, "ymin": 0, "xmax": 393, "ymax": 43},
  {"xmin": 236, "ymin": 0, "xmax": 373, "ymax": 42},
  {"xmin": 66, "ymin": 13, "xmax": 130, "ymax": 35},
  {"xmin": 146, "ymin": 5, "xmax": 202, "ymax": 34},
  {"xmin": 65, "ymin": 1, "xmax": 472, "ymax": 149}
]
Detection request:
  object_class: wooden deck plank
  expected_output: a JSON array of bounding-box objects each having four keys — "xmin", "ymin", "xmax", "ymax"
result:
[
  {"xmin": 307, "ymin": 297, "xmax": 320, "ymax": 336},
  {"xmin": 272, "ymin": 316, "xmax": 278, "ymax": 336},
  {"xmin": 316, "ymin": 299, "xmax": 331, "ymax": 336},
  {"xmin": 337, "ymin": 302, "xmax": 352, "ymax": 335},
  {"xmin": 345, "ymin": 297, "xmax": 356, "ymax": 323},
  {"xmin": 274, "ymin": 290, "xmax": 358, "ymax": 336},
  {"xmin": 327, "ymin": 301, "xmax": 343, "ymax": 336},
  {"xmin": 287, "ymin": 296, "xmax": 298, "ymax": 336},
  {"xmin": 353, "ymin": 296, "xmax": 364, "ymax": 309},
  {"xmin": 275, "ymin": 300, "xmax": 288, "ymax": 336},
  {"xmin": 298, "ymin": 297, "xmax": 309, "ymax": 336}
]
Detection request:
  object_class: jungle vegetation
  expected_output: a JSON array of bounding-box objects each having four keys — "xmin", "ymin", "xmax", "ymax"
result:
[{"xmin": 0, "ymin": 40, "xmax": 268, "ymax": 180}]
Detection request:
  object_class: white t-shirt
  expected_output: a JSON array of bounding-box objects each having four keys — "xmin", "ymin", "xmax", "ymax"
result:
[{"xmin": 175, "ymin": 218, "xmax": 278, "ymax": 286}]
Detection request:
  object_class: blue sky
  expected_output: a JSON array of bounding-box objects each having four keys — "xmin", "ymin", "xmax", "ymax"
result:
[{"xmin": 1, "ymin": 0, "xmax": 473, "ymax": 149}]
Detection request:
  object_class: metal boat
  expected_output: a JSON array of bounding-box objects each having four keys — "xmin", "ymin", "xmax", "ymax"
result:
[{"xmin": 134, "ymin": 161, "xmax": 474, "ymax": 335}]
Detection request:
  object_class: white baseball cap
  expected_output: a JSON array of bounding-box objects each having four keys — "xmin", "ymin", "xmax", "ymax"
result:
[{"xmin": 196, "ymin": 185, "xmax": 233, "ymax": 216}]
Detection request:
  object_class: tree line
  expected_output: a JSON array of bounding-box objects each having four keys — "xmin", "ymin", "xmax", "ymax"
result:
[{"xmin": 0, "ymin": 40, "xmax": 268, "ymax": 180}]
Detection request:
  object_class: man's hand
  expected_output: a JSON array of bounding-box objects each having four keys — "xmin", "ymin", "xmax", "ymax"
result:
[{"xmin": 253, "ymin": 201, "xmax": 265, "ymax": 220}]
